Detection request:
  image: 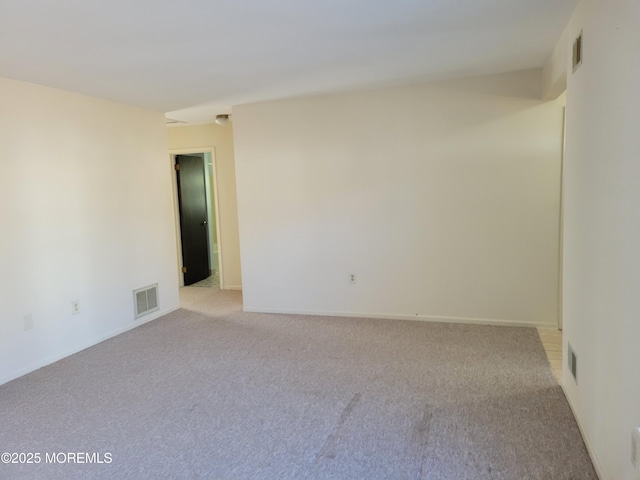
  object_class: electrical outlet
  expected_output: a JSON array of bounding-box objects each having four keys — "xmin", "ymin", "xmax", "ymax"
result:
[
  {"xmin": 72, "ymin": 300, "xmax": 80, "ymax": 315},
  {"xmin": 632, "ymin": 427, "xmax": 640, "ymax": 473},
  {"xmin": 349, "ymin": 273, "xmax": 357, "ymax": 284},
  {"xmin": 23, "ymin": 314, "xmax": 33, "ymax": 331}
]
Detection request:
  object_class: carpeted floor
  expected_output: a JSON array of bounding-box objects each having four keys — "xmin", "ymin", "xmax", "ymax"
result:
[
  {"xmin": 0, "ymin": 287, "xmax": 597, "ymax": 479},
  {"xmin": 190, "ymin": 272, "xmax": 220, "ymax": 288}
]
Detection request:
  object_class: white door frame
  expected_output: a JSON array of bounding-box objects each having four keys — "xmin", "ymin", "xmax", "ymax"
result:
[
  {"xmin": 170, "ymin": 147, "xmax": 225, "ymax": 289},
  {"xmin": 557, "ymin": 106, "xmax": 566, "ymax": 330}
]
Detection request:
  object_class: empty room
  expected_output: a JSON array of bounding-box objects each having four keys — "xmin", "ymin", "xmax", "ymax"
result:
[{"xmin": 1, "ymin": 0, "xmax": 639, "ymax": 479}]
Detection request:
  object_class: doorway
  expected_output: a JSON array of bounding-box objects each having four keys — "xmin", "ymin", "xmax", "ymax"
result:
[{"xmin": 171, "ymin": 148, "xmax": 224, "ymax": 288}]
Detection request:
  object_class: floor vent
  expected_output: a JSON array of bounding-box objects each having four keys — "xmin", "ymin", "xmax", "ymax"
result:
[
  {"xmin": 568, "ymin": 343, "xmax": 578, "ymax": 383},
  {"xmin": 133, "ymin": 284, "xmax": 159, "ymax": 319}
]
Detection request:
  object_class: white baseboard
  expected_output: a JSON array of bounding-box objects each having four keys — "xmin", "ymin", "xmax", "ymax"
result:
[
  {"xmin": 223, "ymin": 285, "xmax": 243, "ymax": 291},
  {"xmin": 561, "ymin": 383, "xmax": 606, "ymax": 480},
  {"xmin": 242, "ymin": 306, "xmax": 557, "ymax": 329},
  {"xmin": 0, "ymin": 306, "xmax": 179, "ymax": 387}
]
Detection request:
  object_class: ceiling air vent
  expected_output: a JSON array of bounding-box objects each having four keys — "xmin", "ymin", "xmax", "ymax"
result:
[{"xmin": 134, "ymin": 284, "xmax": 159, "ymax": 319}]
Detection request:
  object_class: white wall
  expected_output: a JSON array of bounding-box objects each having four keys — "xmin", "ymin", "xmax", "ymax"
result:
[
  {"xmin": 233, "ymin": 70, "xmax": 564, "ymax": 326},
  {"xmin": 0, "ymin": 77, "xmax": 180, "ymax": 385},
  {"xmin": 555, "ymin": 1, "xmax": 640, "ymax": 478},
  {"xmin": 167, "ymin": 124, "xmax": 242, "ymax": 289},
  {"xmin": 541, "ymin": 17, "xmax": 571, "ymax": 100}
]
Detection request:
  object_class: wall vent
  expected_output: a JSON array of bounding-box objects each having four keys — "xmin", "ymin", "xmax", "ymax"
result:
[
  {"xmin": 632, "ymin": 427, "xmax": 640, "ymax": 473},
  {"xmin": 133, "ymin": 284, "xmax": 159, "ymax": 319},
  {"xmin": 568, "ymin": 342, "xmax": 578, "ymax": 383},
  {"xmin": 572, "ymin": 31, "xmax": 583, "ymax": 72}
]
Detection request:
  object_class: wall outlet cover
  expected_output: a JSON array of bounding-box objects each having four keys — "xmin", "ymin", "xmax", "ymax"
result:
[{"xmin": 23, "ymin": 314, "xmax": 34, "ymax": 331}]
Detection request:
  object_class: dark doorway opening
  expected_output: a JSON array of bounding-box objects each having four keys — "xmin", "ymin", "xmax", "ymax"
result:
[{"xmin": 176, "ymin": 154, "xmax": 210, "ymax": 285}]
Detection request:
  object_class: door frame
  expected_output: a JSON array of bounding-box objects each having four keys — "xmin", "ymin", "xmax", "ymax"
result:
[
  {"xmin": 557, "ymin": 105, "xmax": 567, "ymax": 330},
  {"xmin": 170, "ymin": 147, "xmax": 225, "ymax": 289}
]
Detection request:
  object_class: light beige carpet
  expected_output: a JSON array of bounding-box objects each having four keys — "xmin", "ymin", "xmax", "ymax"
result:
[{"xmin": 0, "ymin": 287, "xmax": 596, "ymax": 479}]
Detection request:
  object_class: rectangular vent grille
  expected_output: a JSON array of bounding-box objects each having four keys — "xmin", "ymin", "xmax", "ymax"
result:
[
  {"xmin": 632, "ymin": 427, "xmax": 640, "ymax": 473},
  {"xmin": 572, "ymin": 31, "xmax": 583, "ymax": 72},
  {"xmin": 568, "ymin": 342, "xmax": 578, "ymax": 383},
  {"xmin": 134, "ymin": 284, "xmax": 159, "ymax": 319}
]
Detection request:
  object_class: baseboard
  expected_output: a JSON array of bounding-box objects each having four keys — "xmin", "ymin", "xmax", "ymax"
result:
[
  {"xmin": 561, "ymin": 383, "xmax": 606, "ymax": 480},
  {"xmin": 242, "ymin": 307, "xmax": 557, "ymax": 329},
  {"xmin": 0, "ymin": 306, "xmax": 180, "ymax": 387},
  {"xmin": 223, "ymin": 285, "xmax": 243, "ymax": 291}
]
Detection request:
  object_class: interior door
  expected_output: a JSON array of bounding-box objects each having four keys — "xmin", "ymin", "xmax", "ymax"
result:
[{"xmin": 176, "ymin": 154, "xmax": 210, "ymax": 285}]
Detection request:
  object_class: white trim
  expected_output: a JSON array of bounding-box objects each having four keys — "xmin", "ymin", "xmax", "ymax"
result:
[
  {"xmin": 169, "ymin": 152, "xmax": 184, "ymax": 287},
  {"xmin": 210, "ymin": 150, "xmax": 225, "ymax": 289},
  {"xmin": 169, "ymin": 147, "xmax": 225, "ymax": 289},
  {"xmin": 0, "ymin": 306, "xmax": 179, "ymax": 387},
  {"xmin": 561, "ymin": 384, "xmax": 606, "ymax": 480},
  {"xmin": 558, "ymin": 104, "xmax": 566, "ymax": 330},
  {"xmin": 203, "ymin": 153, "xmax": 215, "ymax": 278},
  {"xmin": 223, "ymin": 285, "xmax": 243, "ymax": 291},
  {"xmin": 242, "ymin": 307, "xmax": 557, "ymax": 328}
]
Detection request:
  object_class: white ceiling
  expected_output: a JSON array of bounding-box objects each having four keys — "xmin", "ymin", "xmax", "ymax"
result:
[{"xmin": 0, "ymin": 0, "xmax": 576, "ymax": 124}]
